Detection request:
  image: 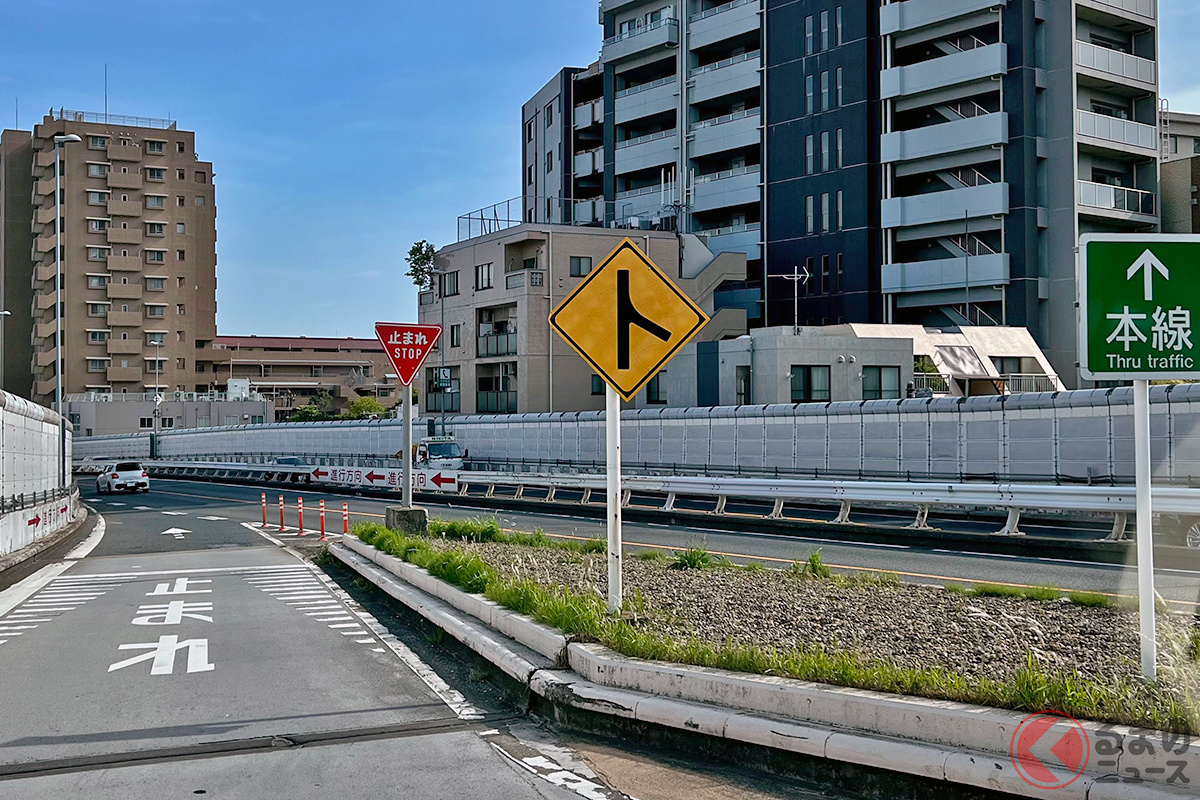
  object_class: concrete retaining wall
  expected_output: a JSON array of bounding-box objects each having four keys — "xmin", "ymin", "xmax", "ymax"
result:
[
  {"xmin": 0, "ymin": 491, "xmax": 80, "ymax": 558},
  {"xmin": 1, "ymin": 389, "xmax": 70, "ymax": 499}
]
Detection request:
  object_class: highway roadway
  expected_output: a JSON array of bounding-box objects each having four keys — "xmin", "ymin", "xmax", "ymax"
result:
[{"xmin": 122, "ymin": 478, "xmax": 1200, "ymax": 608}]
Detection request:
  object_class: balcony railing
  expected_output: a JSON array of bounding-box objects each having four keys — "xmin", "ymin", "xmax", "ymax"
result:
[
  {"xmin": 690, "ymin": 50, "xmax": 759, "ymax": 77},
  {"xmin": 694, "ymin": 164, "xmax": 761, "ymax": 185},
  {"xmin": 1001, "ymin": 374, "xmax": 1060, "ymax": 394},
  {"xmin": 615, "ymin": 75, "xmax": 676, "ymax": 99},
  {"xmin": 603, "ymin": 16, "xmax": 676, "ymax": 46},
  {"xmin": 616, "ymin": 128, "xmax": 676, "ymax": 149},
  {"xmin": 1077, "ymin": 180, "xmax": 1157, "ymax": 216},
  {"xmin": 913, "ymin": 373, "xmax": 951, "ymax": 395},
  {"xmin": 1076, "ymin": 109, "xmax": 1158, "ymax": 151},
  {"xmin": 702, "ymin": 221, "xmax": 762, "ymax": 237},
  {"xmin": 616, "ymin": 184, "xmax": 664, "ymax": 199},
  {"xmin": 1076, "ymin": 41, "xmax": 1156, "ymax": 84},
  {"xmin": 1089, "ymin": 0, "xmax": 1155, "ymax": 19},
  {"xmin": 52, "ymin": 108, "xmax": 177, "ymax": 130},
  {"xmin": 690, "ymin": 107, "xmax": 761, "ymax": 131},
  {"xmin": 477, "ymin": 391, "xmax": 518, "ymax": 414},
  {"xmin": 690, "ymin": 0, "xmax": 756, "ymax": 22},
  {"xmin": 478, "ymin": 332, "xmax": 517, "ymax": 358}
]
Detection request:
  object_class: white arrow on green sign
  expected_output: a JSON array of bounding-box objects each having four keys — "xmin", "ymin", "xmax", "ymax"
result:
[{"xmin": 1080, "ymin": 234, "xmax": 1200, "ymax": 381}]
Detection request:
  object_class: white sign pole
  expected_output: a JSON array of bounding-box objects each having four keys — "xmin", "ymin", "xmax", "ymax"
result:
[
  {"xmin": 402, "ymin": 384, "xmax": 414, "ymax": 509},
  {"xmin": 1133, "ymin": 379, "xmax": 1157, "ymax": 680},
  {"xmin": 605, "ymin": 385, "xmax": 623, "ymax": 614}
]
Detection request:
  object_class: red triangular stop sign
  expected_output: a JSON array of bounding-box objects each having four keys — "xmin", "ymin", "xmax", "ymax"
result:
[{"xmin": 375, "ymin": 322, "xmax": 443, "ymax": 386}]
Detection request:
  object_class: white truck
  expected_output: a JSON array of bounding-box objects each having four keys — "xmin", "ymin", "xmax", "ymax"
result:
[{"xmin": 414, "ymin": 436, "xmax": 465, "ymax": 471}]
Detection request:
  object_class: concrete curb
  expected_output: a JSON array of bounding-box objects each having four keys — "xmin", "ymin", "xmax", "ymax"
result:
[
  {"xmin": 329, "ymin": 539, "xmax": 1197, "ymax": 799},
  {"xmin": 0, "ymin": 494, "xmax": 87, "ymax": 576}
]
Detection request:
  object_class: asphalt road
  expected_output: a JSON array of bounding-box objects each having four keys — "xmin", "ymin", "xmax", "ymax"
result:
[
  {"xmin": 0, "ymin": 484, "xmax": 608, "ymax": 799},
  {"xmin": 124, "ymin": 477, "xmax": 1200, "ymax": 609}
]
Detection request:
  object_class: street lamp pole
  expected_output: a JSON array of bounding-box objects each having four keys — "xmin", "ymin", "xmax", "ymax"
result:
[
  {"xmin": 154, "ymin": 340, "xmax": 162, "ymax": 437},
  {"xmin": 53, "ymin": 133, "xmax": 82, "ymax": 490}
]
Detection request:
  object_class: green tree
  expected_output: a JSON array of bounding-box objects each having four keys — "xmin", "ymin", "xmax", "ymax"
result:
[
  {"xmin": 288, "ymin": 405, "xmax": 327, "ymax": 423},
  {"xmin": 406, "ymin": 240, "xmax": 438, "ymax": 289},
  {"xmin": 347, "ymin": 396, "xmax": 387, "ymax": 419}
]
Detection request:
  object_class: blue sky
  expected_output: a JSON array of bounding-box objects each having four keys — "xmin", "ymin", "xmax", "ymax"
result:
[{"xmin": 2, "ymin": 1, "xmax": 1196, "ymax": 337}]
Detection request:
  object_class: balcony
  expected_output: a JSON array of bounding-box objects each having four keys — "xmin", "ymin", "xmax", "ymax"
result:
[
  {"xmin": 36, "ymin": 207, "xmax": 57, "ymax": 225},
  {"xmin": 34, "ymin": 236, "xmax": 56, "ymax": 253},
  {"xmin": 701, "ymin": 222, "xmax": 762, "ymax": 259},
  {"xmin": 476, "ymin": 391, "xmax": 518, "ymax": 414},
  {"xmin": 615, "ymin": 184, "xmax": 665, "ymax": 219},
  {"xmin": 34, "ymin": 178, "xmax": 56, "ymax": 197},
  {"xmin": 1002, "ymin": 374, "xmax": 1061, "ymax": 394},
  {"xmin": 881, "ymin": 113, "xmax": 1008, "ymax": 164},
  {"xmin": 107, "ymin": 144, "xmax": 142, "ymax": 162},
  {"xmin": 107, "ymin": 339, "xmax": 144, "ymax": 356},
  {"xmin": 35, "ymin": 150, "xmax": 57, "ymax": 168},
  {"xmin": 602, "ymin": 17, "xmax": 680, "ymax": 64},
  {"xmin": 882, "ymin": 182, "xmax": 1010, "ymax": 229},
  {"xmin": 107, "ymin": 283, "xmax": 143, "ymax": 301},
  {"xmin": 574, "ymin": 147, "xmax": 603, "ymax": 178},
  {"xmin": 691, "ymin": 52, "xmax": 760, "ymax": 105},
  {"xmin": 107, "ymin": 199, "xmax": 142, "ymax": 217},
  {"xmin": 689, "ymin": 0, "xmax": 760, "ymax": 50},
  {"xmin": 1077, "ymin": 180, "xmax": 1158, "ymax": 224},
  {"xmin": 880, "ymin": 0, "xmax": 998, "ymax": 36},
  {"xmin": 34, "ymin": 293, "xmax": 56, "ymax": 311},
  {"xmin": 615, "ymin": 77, "xmax": 677, "ymax": 125},
  {"xmin": 1076, "ymin": 42, "xmax": 1156, "ymax": 90},
  {"xmin": 690, "ymin": 108, "xmax": 761, "ymax": 159},
  {"xmin": 107, "ymin": 228, "xmax": 142, "ymax": 245},
  {"xmin": 107, "ymin": 172, "xmax": 142, "ymax": 190},
  {"xmin": 34, "ymin": 379, "xmax": 57, "ymax": 398},
  {"xmin": 34, "ymin": 350, "xmax": 57, "ymax": 368},
  {"xmin": 477, "ymin": 332, "xmax": 517, "ymax": 358},
  {"xmin": 882, "ymin": 253, "xmax": 1011, "ymax": 295},
  {"xmin": 691, "ymin": 165, "xmax": 761, "ymax": 213},
  {"xmin": 615, "ymin": 128, "xmax": 678, "ymax": 174},
  {"xmin": 575, "ymin": 198, "xmax": 605, "ymax": 225},
  {"xmin": 34, "ymin": 263, "xmax": 57, "ymax": 283},
  {"xmin": 1076, "ymin": 110, "xmax": 1158, "ymax": 155},
  {"xmin": 574, "ymin": 98, "xmax": 603, "ymax": 129},
  {"xmin": 107, "ymin": 310, "xmax": 143, "ymax": 328},
  {"xmin": 880, "ymin": 44, "xmax": 1006, "ymax": 99},
  {"xmin": 1077, "ymin": 0, "xmax": 1155, "ymax": 23},
  {"xmin": 106, "ymin": 366, "xmax": 143, "ymax": 383},
  {"xmin": 107, "ymin": 255, "xmax": 142, "ymax": 272}
]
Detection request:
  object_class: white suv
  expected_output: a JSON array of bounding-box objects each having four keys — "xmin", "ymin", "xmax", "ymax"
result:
[{"xmin": 96, "ymin": 462, "xmax": 151, "ymax": 494}]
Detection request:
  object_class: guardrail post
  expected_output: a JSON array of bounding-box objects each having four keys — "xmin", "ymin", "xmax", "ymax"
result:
[
  {"xmin": 298, "ymin": 497, "xmax": 305, "ymax": 536},
  {"xmin": 545, "ymin": 486, "xmax": 556, "ymax": 503},
  {"xmin": 663, "ymin": 492, "xmax": 676, "ymax": 512},
  {"xmin": 581, "ymin": 488, "xmax": 592, "ymax": 504},
  {"xmin": 279, "ymin": 495, "xmax": 285, "ymax": 533},
  {"xmin": 833, "ymin": 501, "xmax": 853, "ymax": 525},
  {"xmin": 713, "ymin": 495, "xmax": 727, "ymax": 515},
  {"xmin": 260, "ymin": 493, "xmax": 267, "ymax": 528},
  {"xmin": 458, "ymin": 482, "xmax": 469, "ymax": 496},
  {"xmin": 768, "ymin": 498, "xmax": 784, "ymax": 520},
  {"xmin": 621, "ymin": 488, "xmax": 631, "ymax": 507},
  {"xmin": 514, "ymin": 485, "xmax": 524, "ymax": 500},
  {"xmin": 997, "ymin": 508, "xmax": 1024, "ymax": 536},
  {"xmin": 907, "ymin": 504, "xmax": 932, "ymax": 531},
  {"xmin": 1107, "ymin": 512, "xmax": 1129, "ymax": 542},
  {"xmin": 485, "ymin": 484, "xmax": 495, "ymax": 499},
  {"xmin": 319, "ymin": 500, "xmax": 326, "ymax": 541}
]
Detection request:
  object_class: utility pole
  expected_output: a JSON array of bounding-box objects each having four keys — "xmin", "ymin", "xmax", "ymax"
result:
[{"xmin": 782, "ymin": 266, "xmax": 812, "ymax": 333}]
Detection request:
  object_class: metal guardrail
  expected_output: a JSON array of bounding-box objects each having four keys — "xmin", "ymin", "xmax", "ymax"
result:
[{"xmin": 0, "ymin": 487, "xmax": 75, "ymax": 515}]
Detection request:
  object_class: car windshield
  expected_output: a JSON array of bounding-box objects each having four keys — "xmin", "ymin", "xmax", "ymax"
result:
[
  {"xmin": 428, "ymin": 443, "xmax": 462, "ymax": 458},
  {"xmin": 116, "ymin": 462, "xmax": 142, "ymax": 472}
]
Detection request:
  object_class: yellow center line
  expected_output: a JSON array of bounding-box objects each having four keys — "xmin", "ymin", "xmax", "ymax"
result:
[{"xmin": 142, "ymin": 486, "xmax": 1199, "ymax": 610}]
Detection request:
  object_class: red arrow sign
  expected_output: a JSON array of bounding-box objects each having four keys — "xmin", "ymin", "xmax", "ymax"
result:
[
  {"xmin": 365, "ymin": 471, "xmax": 387, "ymax": 484},
  {"xmin": 27, "ymin": 515, "xmax": 41, "ymax": 527},
  {"xmin": 431, "ymin": 473, "xmax": 457, "ymax": 489},
  {"xmin": 60, "ymin": 506, "xmax": 68, "ymax": 514},
  {"xmin": 312, "ymin": 468, "xmax": 329, "ymax": 479},
  {"xmin": 375, "ymin": 322, "xmax": 443, "ymax": 387}
]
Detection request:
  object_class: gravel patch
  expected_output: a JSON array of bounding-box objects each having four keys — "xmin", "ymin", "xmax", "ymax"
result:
[{"xmin": 444, "ymin": 540, "xmax": 1198, "ymax": 689}]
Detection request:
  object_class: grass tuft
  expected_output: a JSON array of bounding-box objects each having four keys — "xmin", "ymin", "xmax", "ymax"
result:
[
  {"xmin": 790, "ymin": 550, "xmax": 832, "ymax": 580},
  {"xmin": 1068, "ymin": 591, "xmax": 1114, "ymax": 609},
  {"xmin": 668, "ymin": 548, "xmax": 713, "ymax": 570},
  {"xmin": 944, "ymin": 582, "xmax": 971, "ymax": 596},
  {"xmin": 635, "ymin": 549, "xmax": 669, "ymax": 562}
]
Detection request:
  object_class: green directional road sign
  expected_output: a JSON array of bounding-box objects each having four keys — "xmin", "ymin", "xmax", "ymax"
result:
[{"xmin": 1080, "ymin": 234, "xmax": 1200, "ymax": 381}]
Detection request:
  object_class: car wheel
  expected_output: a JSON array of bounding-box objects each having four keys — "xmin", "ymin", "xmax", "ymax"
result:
[
  {"xmin": 1187, "ymin": 523, "xmax": 1200, "ymax": 550},
  {"xmin": 96, "ymin": 481, "xmax": 105, "ymax": 495}
]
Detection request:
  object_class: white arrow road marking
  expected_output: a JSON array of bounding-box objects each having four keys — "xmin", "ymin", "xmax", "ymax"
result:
[
  {"xmin": 160, "ymin": 528, "xmax": 192, "ymax": 540},
  {"xmin": 1128, "ymin": 249, "xmax": 1170, "ymax": 302},
  {"xmin": 197, "ymin": 516, "xmax": 227, "ymax": 521},
  {"xmin": 162, "ymin": 511, "xmax": 187, "ymax": 516}
]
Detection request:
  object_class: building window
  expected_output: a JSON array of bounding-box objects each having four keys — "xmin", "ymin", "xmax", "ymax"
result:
[
  {"xmin": 522, "ymin": 257, "xmax": 537, "ymax": 271},
  {"xmin": 177, "ymin": 141, "xmax": 186, "ymax": 154},
  {"xmin": 195, "ymin": 196, "xmax": 206, "ymax": 206},
  {"xmin": 820, "ymin": 254, "xmax": 830, "ymax": 293},
  {"xmin": 87, "ymin": 218, "xmax": 109, "ymax": 232},
  {"xmin": 311, "ymin": 366, "xmax": 323, "ymax": 378},
  {"xmin": 836, "ymin": 67, "xmax": 844, "ymax": 107},
  {"xmin": 820, "ymin": 71, "xmax": 830, "ymax": 111},
  {"xmin": 836, "ymin": 7, "xmax": 843, "ymax": 45},
  {"xmin": 545, "ymin": 102, "xmax": 554, "ymax": 127},
  {"xmin": 147, "ymin": 250, "xmax": 165, "ymax": 263},
  {"xmin": 176, "ymin": 303, "xmax": 186, "ymax": 316},
  {"xmin": 805, "ymin": 15, "xmax": 814, "ymax": 55},
  {"xmin": 176, "ymin": 223, "xmax": 185, "ymax": 233},
  {"xmin": 570, "ymin": 256, "xmax": 592, "ymax": 277},
  {"xmin": 475, "ymin": 262, "xmax": 495, "ymax": 290},
  {"xmin": 863, "ymin": 367, "xmax": 901, "ymax": 401},
  {"xmin": 820, "ymin": 10, "xmax": 829, "ymax": 50},
  {"xmin": 87, "ymin": 275, "xmax": 108, "ymax": 289},
  {"xmin": 526, "ymin": 120, "xmax": 534, "ymax": 143},
  {"xmin": 146, "ymin": 140, "xmax": 164, "ymax": 154},
  {"xmin": 836, "ymin": 253, "xmax": 843, "ymax": 292},
  {"xmin": 450, "ymin": 324, "xmax": 461, "ymax": 348},
  {"xmin": 160, "ymin": 418, "xmax": 175, "ymax": 429},
  {"xmin": 251, "ymin": 415, "xmax": 265, "ymax": 425},
  {"xmin": 805, "ymin": 135, "xmax": 814, "ymax": 174},
  {"xmin": 805, "ymin": 196, "xmax": 814, "ymax": 235},
  {"xmin": 176, "ymin": 357, "xmax": 186, "ymax": 369},
  {"xmin": 836, "ymin": 128, "xmax": 843, "ymax": 169},
  {"xmin": 146, "ymin": 167, "xmax": 165, "ymax": 181},
  {"xmin": 87, "ymin": 303, "xmax": 108, "ymax": 317},
  {"xmin": 791, "ymin": 366, "xmax": 831, "ymax": 403},
  {"xmin": 145, "ymin": 277, "xmax": 166, "ymax": 291},
  {"xmin": 821, "ymin": 131, "xmax": 830, "ymax": 171},
  {"xmin": 439, "ymin": 270, "xmax": 459, "ymax": 297},
  {"xmin": 646, "ymin": 372, "xmax": 666, "ymax": 405},
  {"xmin": 88, "ymin": 330, "xmax": 109, "ymax": 344},
  {"xmin": 821, "ymin": 193, "xmax": 830, "ymax": 232},
  {"xmin": 146, "ymin": 332, "xmax": 165, "ymax": 345},
  {"xmin": 88, "ymin": 191, "xmax": 108, "ymax": 205},
  {"xmin": 177, "ymin": 196, "xmax": 185, "ymax": 207},
  {"xmin": 836, "ymin": 191, "xmax": 844, "ymax": 230},
  {"xmin": 146, "ymin": 195, "xmax": 165, "ymax": 209},
  {"xmin": 176, "ymin": 249, "xmax": 186, "ymax": 261},
  {"xmin": 140, "ymin": 418, "xmax": 154, "ymax": 430},
  {"xmin": 530, "ymin": 271, "xmax": 544, "ymax": 287},
  {"xmin": 86, "ymin": 359, "xmax": 107, "ymax": 374},
  {"xmin": 735, "ymin": 365, "xmax": 752, "ymax": 405},
  {"xmin": 591, "ymin": 375, "xmax": 604, "ymax": 396},
  {"xmin": 545, "ymin": 151, "xmax": 553, "ymax": 173},
  {"xmin": 87, "ymin": 163, "xmax": 108, "ymax": 178},
  {"xmin": 88, "ymin": 136, "xmax": 107, "ymax": 149},
  {"xmin": 527, "ymin": 164, "xmax": 534, "ymax": 186},
  {"xmin": 195, "ymin": 171, "xmax": 207, "ymax": 183},
  {"xmin": 146, "ymin": 222, "xmax": 165, "ymax": 236},
  {"xmin": 805, "ymin": 75, "xmax": 814, "ymax": 115},
  {"xmin": 88, "ymin": 247, "xmax": 108, "ymax": 262},
  {"xmin": 146, "ymin": 305, "xmax": 166, "ymax": 318}
]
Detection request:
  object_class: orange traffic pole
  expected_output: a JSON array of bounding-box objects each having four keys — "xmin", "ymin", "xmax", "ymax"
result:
[
  {"xmin": 261, "ymin": 493, "xmax": 267, "ymax": 527},
  {"xmin": 298, "ymin": 497, "xmax": 305, "ymax": 537},
  {"xmin": 320, "ymin": 499, "xmax": 326, "ymax": 541},
  {"xmin": 278, "ymin": 495, "xmax": 285, "ymax": 532},
  {"xmin": 343, "ymin": 502, "xmax": 350, "ymax": 535}
]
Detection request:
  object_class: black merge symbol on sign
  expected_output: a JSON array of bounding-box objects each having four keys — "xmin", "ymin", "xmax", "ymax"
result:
[{"xmin": 617, "ymin": 269, "xmax": 671, "ymax": 370}]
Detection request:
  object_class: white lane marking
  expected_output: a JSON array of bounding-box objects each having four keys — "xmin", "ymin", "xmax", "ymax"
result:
[
  {"xmin": 197, "ymin": 516, "xmax": 228, "ymax": 521},
  {"xmin": 0, "ymin": 626, "xmax": 38, "ymax": 632},
  {"xmin": 356, "ymin": 638, "xmax": 375, "ymax": 644},
  {"xmin": 13, "ymin": 606, "xmax": 75, "ymax": 612},
  {"xmin": 242, "ymin": 523, "xmax": 287, "ymax": 547},
  {"xmin": 1, "ymin": 618, "xmax": 52, "ymax": 623},
  {"xmin": 338, "ymin": 629, "xmax": 367, "ymax": 636},
  {"xmin": 106, "ymin": 502, "xmax": 126, "ymax": 507},
  {"xmin": 133, "ymin": 506, "xmax": 153, "ymax": 511},
  {"xmin": 371, "ymin": 647, "xmax": 385, "ymax": 653},
  {"xmin": 0, "ymin": 563, "xmax": 74, "ymax": 619},
  {"xmin": 51, "ymin": 565, "xmax": 311, "ymax": 580},
  {"xmin": 162, "ymin": 511, "xmax": 188, "ymax": 516},
  {"xmin": 327, "ymin": 623, "xmax": 362, "ymax": 629},
  {"xmin": 64, "ymin": 516, "xmax": 107, "ymax": 560}
]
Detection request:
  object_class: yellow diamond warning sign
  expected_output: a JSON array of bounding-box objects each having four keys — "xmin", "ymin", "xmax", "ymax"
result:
[{"xmin": 549, "ymin": 238, "xmax": 709, "ymax": 401}]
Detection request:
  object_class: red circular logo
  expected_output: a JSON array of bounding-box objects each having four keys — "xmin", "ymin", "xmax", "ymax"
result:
[{"xmin": 1010, "ymin": 711, "xmax": 1091, "ymax": 790}]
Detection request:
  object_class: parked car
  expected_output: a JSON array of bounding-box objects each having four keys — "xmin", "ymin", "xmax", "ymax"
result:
[{"xmin": 96, "ymin": 462, "xmax": 150, "ymax": 494}]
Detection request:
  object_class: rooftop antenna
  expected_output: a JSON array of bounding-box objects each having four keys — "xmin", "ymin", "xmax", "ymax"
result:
[
  {"xmin": 104, "ymin": 64, "xmax": 108, "ymax": 122},
  {"xmin": 14, "ymin": 97, "xmax": 17, "ymax": 129}
]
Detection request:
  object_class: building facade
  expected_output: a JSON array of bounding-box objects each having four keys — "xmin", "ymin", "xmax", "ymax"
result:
[
  {"xmin": 520, "ymin": 0, "xmax": 1164, "ymax": 387},
  {"xmin": 417, "ymin": 224, "xmax": 748, "ymax": 415},
  {"xmin": 66, "ymin": 389, "xmax": 273, "ymax": 438},
  {"xmin": 0, "ymin": 110, "xmax": 218, "ymax": 406}
]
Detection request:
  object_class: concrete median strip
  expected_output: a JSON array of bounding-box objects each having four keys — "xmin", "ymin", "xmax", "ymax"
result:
[{"xmin": 330, "ymin": 537, "xmax": 1197, "ymax": 799}]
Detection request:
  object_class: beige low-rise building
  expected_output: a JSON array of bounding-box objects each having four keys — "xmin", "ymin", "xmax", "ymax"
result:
[
  {"xmin": 416, "ymin": 224, "xmax": 749, "ymax": 415},
  {"xmin": 66, "ymin": 387, "xmax": 273, "ymax": 438}
]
